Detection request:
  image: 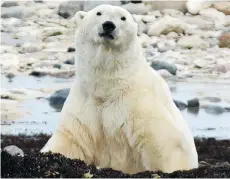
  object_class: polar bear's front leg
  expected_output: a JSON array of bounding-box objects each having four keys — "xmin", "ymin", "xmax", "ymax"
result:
[
  {"xmin": 126, "ymin": 106, "xmax": 197, "ymax": 173},
  {"xmin": 41, "ymin": 130, "xmax": 86, "ymax": 160}
]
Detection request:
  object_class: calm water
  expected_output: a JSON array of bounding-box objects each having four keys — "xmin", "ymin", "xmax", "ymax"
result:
[{"xmin": 1, "ymin": 75, "xmax": 230, "ymax": 139}]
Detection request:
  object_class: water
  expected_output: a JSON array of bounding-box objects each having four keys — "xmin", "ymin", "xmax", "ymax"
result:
[{"xmin": 1, "ymin": 75, "xmax": 230, "ymax": 139}]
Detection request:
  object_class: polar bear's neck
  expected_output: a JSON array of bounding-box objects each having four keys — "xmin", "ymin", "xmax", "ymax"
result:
[
  {"xmin": 74, "ymin": 37, "xmax": 146, "ymax": 97},
  {"xmin": 75, "ymin": 37, "xmax": 144, "ymax": 76}
]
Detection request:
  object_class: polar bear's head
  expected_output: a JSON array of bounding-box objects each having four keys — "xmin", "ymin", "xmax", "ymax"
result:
[{"xmin": 74, "ymin": 5, "xmax": 138, "ymax": 47}]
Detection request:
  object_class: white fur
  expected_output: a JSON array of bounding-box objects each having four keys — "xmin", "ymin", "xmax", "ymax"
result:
[{"xmin": 41, "ymin": 5, "xmax": 198, "ymax": 174}]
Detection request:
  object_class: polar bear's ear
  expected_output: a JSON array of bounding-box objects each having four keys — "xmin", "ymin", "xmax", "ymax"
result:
[
  {"xmin": 75, "ymin": 11, "xmax": 86, "ymax": 20},
  {"xmin": 72, "ymin": 11, "xmax": 87, "ymax": 26}
]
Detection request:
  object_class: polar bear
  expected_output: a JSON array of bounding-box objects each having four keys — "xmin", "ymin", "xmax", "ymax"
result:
[{"xmin": 41, "ymin": 5, "xmax": 198, "ymax": 174}]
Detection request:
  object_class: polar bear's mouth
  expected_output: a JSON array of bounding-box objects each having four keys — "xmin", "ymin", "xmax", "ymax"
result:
[{"xmin": 99, "ymin": 32, "xmax": 114, "ymax": 40}]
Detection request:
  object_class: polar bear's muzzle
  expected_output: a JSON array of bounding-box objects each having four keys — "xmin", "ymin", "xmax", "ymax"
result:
[{"xmin": 99, "ymin": 21, "xmax": 116, "ymax": 40}]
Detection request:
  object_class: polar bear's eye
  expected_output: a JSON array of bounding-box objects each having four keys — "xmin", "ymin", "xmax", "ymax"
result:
[
  {"xmin": 121, "ymin": 17, "xmax": 126, "ymax": 21},
  {"xmin": 97, "ymin": 12, "xmax": 101, "ymax": 16}
]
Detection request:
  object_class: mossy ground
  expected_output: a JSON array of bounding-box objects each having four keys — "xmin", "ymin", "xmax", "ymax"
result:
[{"xmin": 1, "ymin": 134, "xmax": 230, "ymax": 178}]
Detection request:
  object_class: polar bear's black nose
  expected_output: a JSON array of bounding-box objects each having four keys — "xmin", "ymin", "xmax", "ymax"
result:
[{"xmin": 102, "ymin": 21, "xmax": 116, "ymax": 32}]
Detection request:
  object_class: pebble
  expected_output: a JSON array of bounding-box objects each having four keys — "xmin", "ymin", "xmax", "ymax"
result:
[
  {"xmin": 3, "ymin": 145, "xmax": 24, "ymax": 157},
  {"xmin": 157, "ymin": 69, "xmax": 172, "ymax": 78},
  {"xmin": 53, "ymin": 64, "xmax": 62, "ymax": 69},
  {"xmin": 64, "ymin": 57, "xmax": 75, "ymax": 65},
  {"xmin": 67, "ymin": 47, "xmax": 75, "ymax": 52},
  {"xmin": 187, "ymin": 98, "xmax": 199, "ymax": 108},
  {"xmin": 6, "ymin": 72, "xmax": 15, "ymax": 79}
]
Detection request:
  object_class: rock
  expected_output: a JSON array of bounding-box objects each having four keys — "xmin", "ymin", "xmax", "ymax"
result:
[
  {"xmin": 6, "ymin": 72, "xmax": 15, "ymax": 79},
  {"xmin": 3, "ymin": 145, "xmax": 24, "ymax": 157},
  {"xmin": 212, "ymin": 63, "xmax": 230, "ymax": 73},
  {"xmin": 0, "ymin": 54, "xmax": 19, "ymax": 71},
  {"xmin": 30, "ymin": 68, "xmax": 75, "ymax": 78},
  {"xmin": 200, "ymin": 8, "xmax": 226, "ymax": 24},
  {"xmin": 132, "ymin": 15, "xmax": 148, "ymax": 34},
  {"xmin": 144, "ymin": 1, "xmax": 187, "ymax": 13},
  {"xmin": 1, "ymin": 1, "xmax": 18, "ymax": 7},
  {"xmin": 49, "ymin": 88, "xmax": 70, "ymax": 110},
  {"xmin": 144, "ymin": 46, "xmax": 158, "ymax": 59},
  {"xmin": 67, "ymin": 47, "xmax": 75, "ymax": 52},
  {"xmin": 166, "ymin": 32, "xmax": 180, "ymax": 39},
  {"xmin": 139, "ymin": 33, "xmax": 151, "ymax": 47},
  {"xmin": 179, "ymin": 16, "xmax": 214, "ymax": 30},
  {"xmin": 53, "ymin": 64, "xmax": 62, "ymax": 69},
  {"xmin": 199, "ymin": 161, "xmax": 210, "ymax": 168},
  {"xmin": 219, "ymin": 33, "xmax": 230, "ymax": 48},
  {"xmin": 84, "ymin": 1, "xmax": 121, "ymax": 11},
  {"xmin": 147, "ymin": 10, "xmax": 162, "ymax": 18},
  {"xmin": 1, "ymin": 17, "xmax": 24, "ymax": 28},
  {"xmin": 162, "ymin": 9, "xmax": 184, "ymax": 17},
  {"xmin": 122, "ymin": 3, "xmax": 151, "ymax": 15},
  {"xmin": 58, "ymin": 1, "xmax": 82, "ymax": 19},
  {"xmin": 121, "ymin": 0, "xmax": 130, "ymax": 5},
  {"xmin": 20, "ymin": 43, "xmax": 42, "ymax": 53},
  {"xmin": 213, "ymin": 2, "xmax": 230, "ymax": 15},
  {"xmin": 194, "ymin": 59, "xmax": 207, "ymax": 68},
  {"xmin": 188, "ymin": 98, "xmax": 199, "ymax": 108},
  {"xmin": 186, "ymin": 0, "xmax": 212, "ymax": 15},
  {"xmin": 203, "ymin": 105, "xmax": 226, "ymax": 115},
  {"xmin": 218, "ymin": 162, "xmax": 230, "ymax": 167},
  {"xmin": 1, "ymin": 6, "xmax": 33, "ymax": 19},
  {"xmin": 64, "ymin": 57, "xmax": 75, "ymax": 65},
  {"xmin": 148, "ymin": 16, "xmax": 190, "ymax": 36},
  {"xmin": 186, "ymin": 28, "xmax": 220, "ymax": 38},
  {"xmin": 41, "ymin": 27, "xmax": 67, "ymax": 41},
  {"xmin": 131, "ymin": 1, "xmax": 142, "ymax": 4},
  {"xmin": 141, "ymin": 15, "xmax": 156, "ymax": 24},
  {"xmin": 177, "ymin": 35, "xmax": 210, "ymax": 49},
  {"xmin": 157, "ymin": 69, "xmax": 172, "ymax": 78},
  {"xmin": 151, "ymin": 61, "xmax": 177, "ymax": 75},
  {"xmin": 34, "ymin": 0, "xmax": 43, "ymax": 3},
  {"xmin": 157, "ymin": 40, "xmax": 176, "ymax": 52},
  {"xmin": 225, "ymin": 107, "xmax": 230, "ymax": 112},
  {"xmin": 205, "ymin": 38, "xmax": 218, "ymax": 47},
  {"xmin": 173, "ymin": 100, "xmax": 188, "ymax": 110}
]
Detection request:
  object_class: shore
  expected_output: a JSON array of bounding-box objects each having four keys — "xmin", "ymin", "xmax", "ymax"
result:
[{"xmin": 1, "ymin": 134, "xmax": 230, "ymax": 178}]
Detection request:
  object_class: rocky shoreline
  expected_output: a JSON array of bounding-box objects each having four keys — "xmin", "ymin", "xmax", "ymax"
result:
[
  {"xmin": 1, "ymin": 134, "xmax": 230, "ymax": 178},
  {"xmin": 1, "ymin": 1, "xmax": 230, "ymax": 80}
]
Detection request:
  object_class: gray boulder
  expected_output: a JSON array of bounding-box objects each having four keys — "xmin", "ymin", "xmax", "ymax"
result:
[
  {"xmin": 188, "ymin": 98, "xmax": 199, "ymax": 108},
  {"xmin": 58, "ymin": 1, "xmax": 82, "ymax": 19},
  {"xmin": 203, "ymin": 105, "xmax": 226, "ymax": 115},
  {"xmin": 151, "ymin": 60, "xmax": 177, "ymax": 75},
  {"xmin": 49, "ymin": 88, "xmax": 70, "ymax": 111},
  {"xmin": 1, "ymin": 1, "xmax": 18, "ymax": 7}
]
